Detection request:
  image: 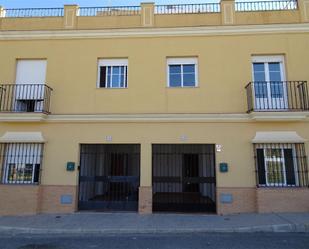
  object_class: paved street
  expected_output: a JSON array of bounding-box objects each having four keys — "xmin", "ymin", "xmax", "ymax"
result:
[{"xmin": 0, "ymin": 233, "xmax": 308, "ymax": 249}]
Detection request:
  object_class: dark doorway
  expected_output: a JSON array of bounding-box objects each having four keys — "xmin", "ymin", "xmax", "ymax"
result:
[
  {"xmin": 152, "ymin": 144, "xmax": 216, "ymax": 213},
  {"xmin": 183, "ymin": 154, "xmax": 200, "ymax": 193},
  {"xmin": 78, "ymin": 144, "xmax": 140, "ymax": 212}
]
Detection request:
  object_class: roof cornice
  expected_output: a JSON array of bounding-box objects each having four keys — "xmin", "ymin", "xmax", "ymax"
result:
[{"xmin": 0, "ymin": 23, "xmax": 309, "ymax": 40}]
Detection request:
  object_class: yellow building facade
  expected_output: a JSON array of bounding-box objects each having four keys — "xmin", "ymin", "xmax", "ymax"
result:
[{"xmin": 0, "ymin": 0, "xmax": 308, "ymax": 216}]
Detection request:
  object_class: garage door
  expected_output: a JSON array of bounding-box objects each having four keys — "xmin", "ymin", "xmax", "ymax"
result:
[
  {"xmin": 78, "ymin": 144, "xmax": 140, "ymax": 211},
  {"xmin": 152, "ymin": 144, "xmax": 216, "ymax": 213}
]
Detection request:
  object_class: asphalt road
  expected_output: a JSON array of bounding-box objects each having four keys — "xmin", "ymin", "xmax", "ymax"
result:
[{"xmin": 0, "ymin": 233, "xmax": 308, "ymax": 249}]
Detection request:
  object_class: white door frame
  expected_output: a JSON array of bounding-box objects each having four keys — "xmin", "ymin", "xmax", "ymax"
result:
[{"xmin": 252, "ymin": 56, "xmax": 288, "ymax": 110}]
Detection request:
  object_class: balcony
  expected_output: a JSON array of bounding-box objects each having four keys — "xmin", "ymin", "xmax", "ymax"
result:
[
  {"xmin": 245, "ymin": 81, "xmax": 309, "ymax": 113},
  {"xmin": 0, "ymin": 84, "xmax": 52, "ymax": 114}
]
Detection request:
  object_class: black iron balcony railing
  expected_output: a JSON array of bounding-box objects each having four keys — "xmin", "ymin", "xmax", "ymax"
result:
[
  {"xmin": 155, "ymin": 3, "xmax": 221, "ymax": 14},
  {"xmin": 0, "ymin": 1, "xmax": 299, "ymax": 18},
  {"xmin": 236, "ymin": 0, "xmax": 298, "ymax": 12},
  {"xmin": 79, "ymin": 6, "xmax": 141, "ymax": 16},
  {"xmin": 0, "ymin": 84, "xmax": 53, "ymax": 114},
  {"xmin": 3, "ymin": 8, "xmax": 64, "ymax": 18},
  {"xmin": 245, "ymin": 81, "xmax": 309, "ymax": 112}
]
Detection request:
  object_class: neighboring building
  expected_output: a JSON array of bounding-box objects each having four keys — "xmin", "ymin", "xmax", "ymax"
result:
[{"xmin": 0, "ymin": 0, "xmax": 308, "ymax": 216}]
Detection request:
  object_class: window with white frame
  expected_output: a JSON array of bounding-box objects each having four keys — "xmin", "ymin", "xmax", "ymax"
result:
[
  {"xmin": 251, "ymin": 56, "xmax": 287, "ymax": 110},
  {"xmin": 167, "ymin": 58, "xmax": 198, "ymax": 87},
  {"xmin": 0, "ymin": 143, "xmax": 44, "ymax": 184},
  {"xmin": 98, "ymin": 59, "xmax": 128, "ymax": 88},
  {"xmin": 254, "ymin": 143, "xmax": 308, "ymax": 187}
]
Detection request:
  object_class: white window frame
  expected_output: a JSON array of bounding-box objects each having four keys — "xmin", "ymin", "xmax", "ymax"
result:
[
  {"xmin": 251, "ymin": 55, "xmax": 287, "ymax": 109},
  {"xmin": 15, "ymin": 59, "xmax": 47, "ymax": 112},
  {"xmin": 5, "ymin": 163, "xmax": 39, "ymax": 184},
  {"xmin": 264, "ymin": 147, "xmax": 287, "ymax": 186},
  {"xmin": 167, "ymin": 58, "xmax": 198, "ymax": 88},
  {"xmin": 97, "ymin": 59, "xmax": 128, "ymax": 89},
  {"xmin": 256, "ymin": 144, "xmax": 299, "ymax": 187},
  {"xmin": 251, "ymin": 55, "xmax": 286, "ymax": 82}
]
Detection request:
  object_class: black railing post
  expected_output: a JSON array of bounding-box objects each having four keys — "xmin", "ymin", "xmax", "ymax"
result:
[
  {"xmin": 246, "ymin": 81, "xmax": 308, "ymax": 112},
  {"xmin": 298, "ymin": 81, "xmax": 309, "ymax": 110},
  {"xmin": 0, "ymin": 84, "xmax": 52, "ymax": 114}
]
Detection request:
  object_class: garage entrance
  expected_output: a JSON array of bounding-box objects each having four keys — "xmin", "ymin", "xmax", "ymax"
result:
[
  {"xmin": 78, "ymin": 144, "xmax": 140, "ymax": 211},
  {"xmin": 152, "ymin": 144, "xmax": 216, "ymax": 213}
]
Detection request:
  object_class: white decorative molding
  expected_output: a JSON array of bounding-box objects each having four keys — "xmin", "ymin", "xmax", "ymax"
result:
[
  {"xmin": 249, "ymin": 111, "xmax": 308, "ymax": 121},
  {"xmin": 0, "ymin": 23, "xmax": 309, "ymax": 40},
  {"xmin": 65, "ymin": 9, "xmax": 75, "ymax": 29},
  {"xmin": 143, "ymin": 7, "xmax": 153, "ymax": 27},
  {"xmin": 1, "ymin": 112, "xmax": 308, "ymax": 123},
  {"xmin": 46, "ymin": 113, "xmax": 251, "ymax": 123},
  {"xmin": 304, "ymin": 0, "xmax": 309, "ymax": 21},
  {"xmin": 224, "ymin": 4, "xmax": 234, "ymax": 25},
  {"xmin": 0, "ymin": 113, "xmax": 48, "ymax": 122}
]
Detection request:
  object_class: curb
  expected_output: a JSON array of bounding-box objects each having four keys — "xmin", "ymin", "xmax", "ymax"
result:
[{"xmin": 0, "ymin": 224, "xmax": 308, "ymax": 235}]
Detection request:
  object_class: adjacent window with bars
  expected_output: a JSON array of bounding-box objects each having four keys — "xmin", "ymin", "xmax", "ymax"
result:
[
  {"xmin": 254, "ymin": 143, "xmax": 309, "ymax": 187},
  {"xmin": 97, "ymin": 59, "xmax": 128, "ymax": 88},
  {"xmin": 0, "ymin": 143, "xmax": 44, "ymax": 184}
]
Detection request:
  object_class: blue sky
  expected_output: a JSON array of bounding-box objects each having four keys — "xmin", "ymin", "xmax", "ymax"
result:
[{"xmin": 0, "ymin": 0, "xmax": 220, "ymax": 8}]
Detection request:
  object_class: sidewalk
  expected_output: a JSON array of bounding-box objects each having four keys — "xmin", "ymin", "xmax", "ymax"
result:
[{"xmin": 0, "ymin": 212, "xmax": 308, "ymax": 235}]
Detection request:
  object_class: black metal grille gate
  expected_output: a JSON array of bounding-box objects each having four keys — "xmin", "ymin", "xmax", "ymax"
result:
[
  {"xmin": 78, "ymin": 144, "xmax": 140, "ymax": 211},
  {"xmin": 152, "ymin": 144, "xmax": 216, "ymax": 213}
]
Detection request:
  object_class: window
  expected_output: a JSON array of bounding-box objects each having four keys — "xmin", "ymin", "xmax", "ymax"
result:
[
  {"xmin": 0, "ymin": 143, "xmax": 43, "ymax": 184},
  {"xmin": 15, "ymin": 60, "xmax": 47, "ymax": 112},
  {"xmin": 252, "ymin": 56, "xmax": 287, "ymax": 110},
  {"xmin": 167, "ymin": 58, "xmax": 198, "ymax": 87},
  {"xmin": 97, "ymin": 59, "xmax": 128, "ymax": 88},
  {"xmin": 254, "ymin": 143, "xmax": 308, "ymax": 187}
]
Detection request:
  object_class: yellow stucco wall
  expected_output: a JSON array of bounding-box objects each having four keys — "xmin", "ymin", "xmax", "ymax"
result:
[
  {"xmin": 0, "ymin": 122, "xmax": 308, "ymax": 187},
  {"xmin": 0, "ymin": 33, "xmax": 308, "ymax": 114},
  {"xmin": 0, "ymin": 4, "xmax": 308, "ymax": 193},
  {"xmin": 154, "ymin": 13, "xmax": 221, "ymax": 27},
  {"xmin": 0, "ymin": 17, "xmax": 64, "ymax": 31},
  {"xmin": 77, "ymin": 16, "xmax": 141, "ymax": 30},
  {"xmin": 235, "ymin": 10, "xmax": 301, "ymax": 25}
]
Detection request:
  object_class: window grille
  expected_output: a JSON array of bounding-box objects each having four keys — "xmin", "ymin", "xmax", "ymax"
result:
[
  {"xmin": 0, "ymin": 143, "xmax": 44, "ymax": 184},
  {"xmin": 254, "ymin": 143, "xmax": 309, "ymax": 187}
]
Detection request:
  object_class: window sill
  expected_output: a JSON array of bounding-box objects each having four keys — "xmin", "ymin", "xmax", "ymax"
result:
[
  {"xmin": 249, "ymin": 111, "xmax": 309, "ymax": 121},
  {"xmin": 0, "ymin": 112, "xmax": 48, "ymax": 122},
  {"xmin": 166, "ymin": 86, "xmax": 200, "ymax": 89},
  {"xmin": 257, "ymin": 185, "xmax": 305, "ymax": 188},
  {"xmin": 96, "ymin": 87, "xmax": 128, "ymax": 90},
  {"xmin": 0, "ymin": 183, "xmax": 40, "ymax": 186}
]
